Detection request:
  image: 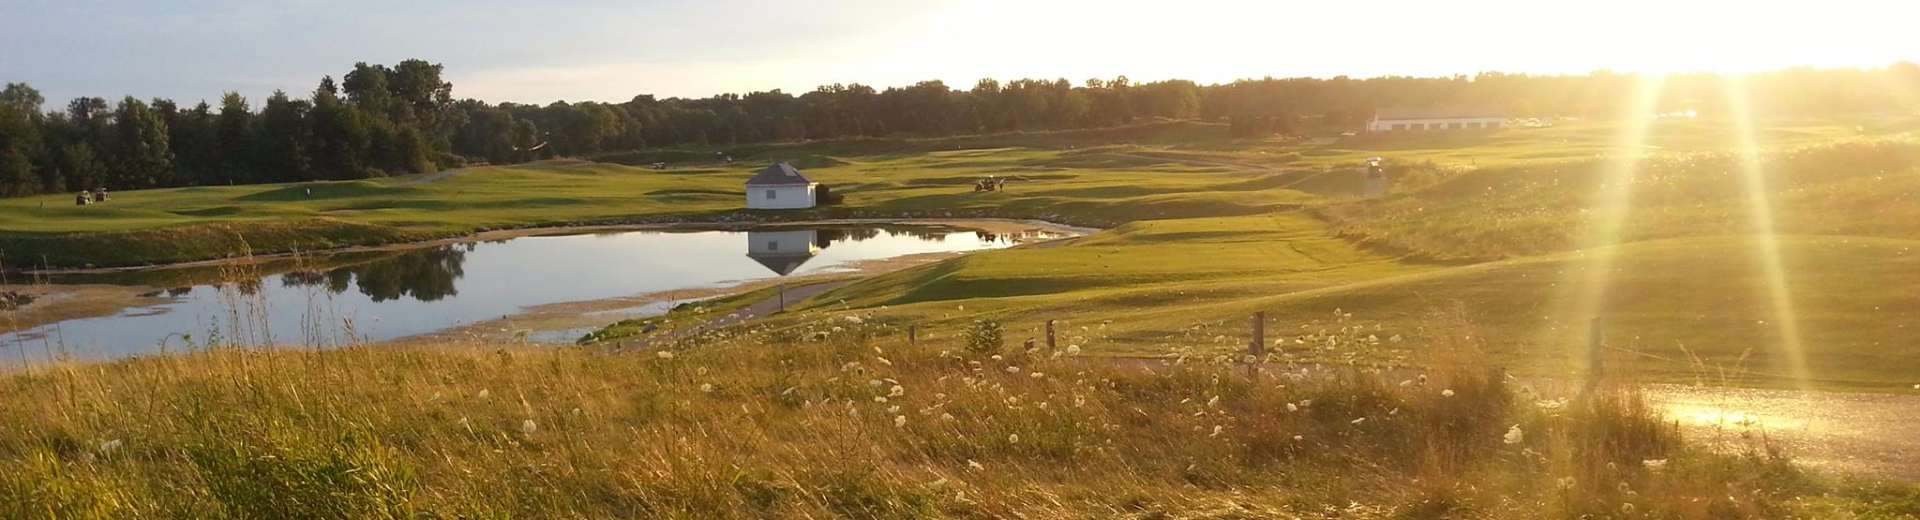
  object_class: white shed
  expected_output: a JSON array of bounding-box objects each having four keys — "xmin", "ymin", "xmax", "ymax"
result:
[
  {"xmin": 1366, "ymin": 106, "xmax": 1509, "ymax": 132},
  {"xmin": 745, "ymin": 162, "xmax": 818, "ymax": 210}
]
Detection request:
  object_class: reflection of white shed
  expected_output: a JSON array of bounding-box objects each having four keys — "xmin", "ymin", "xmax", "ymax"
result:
[
  {"xmin": 745, "ymin": 162, "xmax": 818, "ymax": 210},
  {"xmin": 746, "ymin": 229, "xmax": 820, "ymax": 276}
]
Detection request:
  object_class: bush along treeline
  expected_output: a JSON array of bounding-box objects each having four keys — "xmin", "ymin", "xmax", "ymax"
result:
[{"xmin": 4, "ymin": 61, "xmax": 1920, "ymax": 197}]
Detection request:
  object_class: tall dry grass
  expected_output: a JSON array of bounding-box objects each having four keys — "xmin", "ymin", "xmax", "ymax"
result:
[{"xmin": 0, "ymin": 305, "xmax": 1875, "ymax": 519}]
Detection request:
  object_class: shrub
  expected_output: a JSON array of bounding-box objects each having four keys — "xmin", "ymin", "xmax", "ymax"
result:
[{"xmin": 964, "ymin": 319, "xmax": 1004, "ymax": 354}]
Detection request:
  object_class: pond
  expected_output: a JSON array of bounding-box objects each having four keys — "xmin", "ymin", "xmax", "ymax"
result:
[{"xmin": 2, "ymin": 224, "xmax": 1052, "ymax": 362}]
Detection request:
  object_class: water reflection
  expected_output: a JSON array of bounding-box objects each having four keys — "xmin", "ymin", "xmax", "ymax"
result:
[
  {"xmin": 2, "ymin": 225, "xmax": 1048, "ymax": 361},
  {"xmin": 746, "ymin": 230, "xmax": 822, "ymax": 276},
  {"xmin": 279, "ymin": 246, "xmax": 469, "ymax": 302}
]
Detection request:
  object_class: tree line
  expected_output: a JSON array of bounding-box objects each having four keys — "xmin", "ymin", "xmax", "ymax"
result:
[{"xmin": 4, "ymin": 60, "xmax": 1918, "ymax": 197}]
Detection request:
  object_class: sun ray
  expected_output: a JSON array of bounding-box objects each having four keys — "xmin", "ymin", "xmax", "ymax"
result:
[
  {"xmin": 1537, "ymin": 73, "xmax": 1665, "ymax": 377},
  {"xmin": 1723, "ymin": 74, "xmax": 1813, "ymax": 388}
]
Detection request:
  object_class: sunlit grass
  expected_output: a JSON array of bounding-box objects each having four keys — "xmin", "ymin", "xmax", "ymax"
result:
[{"xmin": 2, "ymin": 311, "xmax": 1893, "ymax": 518}]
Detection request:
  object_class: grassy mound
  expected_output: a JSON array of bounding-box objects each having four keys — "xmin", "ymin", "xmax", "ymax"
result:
[
  {"xmin": 1103, "ymin": 235, "xmax": 1920, "ymax": 391},
  {"xmin": 1317, "ymin": 140, "xmax": 1920, "ymax": 262}
]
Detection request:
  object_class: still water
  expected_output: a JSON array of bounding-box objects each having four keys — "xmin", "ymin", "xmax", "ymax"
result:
[{"xmin": 3, "ymin": 225, "xmax": 1040, "ymax": 361}]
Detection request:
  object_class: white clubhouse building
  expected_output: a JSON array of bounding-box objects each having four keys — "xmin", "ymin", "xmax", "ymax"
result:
[
  {"xmin": 1366, "ymin": 106, "xmax": 1509, "ymax": 132},
  {"xmin": 745, "ymin": 162, "xmax": 818, "ymax": 210}
]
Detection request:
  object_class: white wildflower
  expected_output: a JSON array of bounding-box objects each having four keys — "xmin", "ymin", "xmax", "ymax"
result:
[
  {"xmin": 1065, "ymin": 344, "xmax": 1082, "ymax": 356},
  {"xmin": 889, "ymin": 385, "xmax": 905, "ymax": 397},
  {"xmin": 1007, "ymin": 433, "xmax": 1020, "ymax": 444},
  {"xmin": 1209, "ymin": 425, "xmax": 1224, "ymax": 437},
  {"xmin": 894, "ymin": 415, "xmax": 908, "ymax": 428},
  {"xmin": 1292, "ymin": 435, "xmax": 1304, "ymax": 441},
  {"xmin": 873, "ymin": 396, "xmax": 888, "ymax": 403},
  {"xmin": 1642, "ymin": 459, "xmax": 1668, "ymax": 470},
  {"xmin": 1206, "ymin": 395, "xmax": 1220, "ymax": 407},
  {"xmin": 656, "ymin": 350, "xmax": 675, "ymax": 359},
  {"xmin": 521, "ymin": 419, "xmax": 539, "ymax": 434},
  {"xmin": 1398, "ymin": 379, "xmax": 1413, "ymax": 387},
  {"xmin": 831, "ymin": 326, "xmax": 844, "ymax": 332},
  {"xmin": 1621, "ymin": 503, "xmax": 1636, "ymax": 514},
  {"xmin": 844, "ymin": 315, "xmax": 864, "ymax": 324},
  {"xmin": 699, "ymin": 383, "xmax": 715, "ymax": 393},
  {"xmin": 1005, "ymin": 366, "xmax": 1021, "ymax": 374},
  {"xmin": 967, "ymin": 459, "xmax": 984, "ymax": 471},
  {"xmin": 1350, "ymin": 417, "xmax": 1367, "ymax": 425},
  {"xmin": 941, "ymin": 413, "xmax": 956, "ymax": 421},
  {"xmin": 1503, "ymin": 424, "xmax": 1525, "ymax": 445},
  {"xmin": 1442, "ymin": 389, "xmax": 1456, "ymax": 397},
  {"xmin": 1557, "ymin": 476, "xmax": 1576, "ymax": 490},
  {"xmin": 869, "ymin": 379, "xmax": 884, "ymax": 387},
  {"xmin": 1286, "ymin": 403, "xmax": 1298, "ymax": 412},
  {"xmin": 99, "ymin": 439, "xmax": 123, "ymax": 453},
  {"xmin": 476, "ymin": 389, "xmax": 491, "ymax": 400},
  {"xmin": 1029, "ymin": 372, "xmax": 1045, "ymax": 379}
]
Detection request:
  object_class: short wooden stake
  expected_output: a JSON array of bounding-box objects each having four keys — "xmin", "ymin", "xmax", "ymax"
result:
[
  {"xmin": 1249, "ymin": 311, "xmax": 1266, "ymax": 357},
  {"xmin": 1046, "ymin": 320, "xmax": 1056, "ymax": 349},
  {"xmin": 909, "ymin": 325, "xmax": 917, "ymax": 344}
]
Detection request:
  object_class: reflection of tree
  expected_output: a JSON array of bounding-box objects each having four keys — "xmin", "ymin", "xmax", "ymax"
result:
[
  {"xmin": 814, "ymin": 227, "xmax": 882, "ymax": 249},
  {"xmin": 278, "ymin": 246, "xmax": 468, "ymax": 302},
  {"xmin": 812, "ymin": 226, "xmax": 956, "ymax": 247},
  {"xmin": 281, "ymin": 271, "xmax": 328, "ymax": 287},
  {"xmin": 353, "ymin": 247, "xmax": 466, "ymax": 302},
  {"xmin": 888, "ymin": 227, "xmax": 954, "ymax": 242}
]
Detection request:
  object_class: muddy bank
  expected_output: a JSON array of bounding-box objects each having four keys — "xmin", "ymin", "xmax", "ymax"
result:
[{"xmin": 1, "ymin": 284, "xmax": 173, "ymax": 336}]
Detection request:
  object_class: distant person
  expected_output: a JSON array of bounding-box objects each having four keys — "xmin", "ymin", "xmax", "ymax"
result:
[
  {"xmin": 75, "ymin": 192, "xmax": 89, "ymax": 206},
  {"xmin": 93, "ymin": 187, "xmax": 108, "ymax": 202}
]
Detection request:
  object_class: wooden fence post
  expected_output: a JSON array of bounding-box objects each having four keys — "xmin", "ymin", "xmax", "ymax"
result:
[
  {"xmin": 909, "ymin": 325, "xmax": 917, "ymax": 345},
  {"xmin": 1046, "ymin": 320, "xmax": 1056, "ymax": 349},
  {"xmin": 1249, "ymin": 311, "xmax": 1266, "ymax": 357}
]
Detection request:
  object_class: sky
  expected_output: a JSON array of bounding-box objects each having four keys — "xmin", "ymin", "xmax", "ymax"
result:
[{"xmin": 2, "ymin": 0, "xmax": 1913, "ymax": 108}]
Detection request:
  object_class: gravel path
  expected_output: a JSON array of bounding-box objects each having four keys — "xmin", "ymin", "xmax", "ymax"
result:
[{"xmin": 1640, "ymin": 383, "xmax": 1920, "ymax": 481}]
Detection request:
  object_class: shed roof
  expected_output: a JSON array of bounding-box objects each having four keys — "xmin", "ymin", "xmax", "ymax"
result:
[
  {"xmin": 746, "ymin": 162, "xmax": 815, "ymax": 186},
  {"xmin": 1374, "ymin": 106, "xmax": 1508, "ymax": 120},
  {"xmin": 745, "ymin": 251, "xmax": 816, "ymax": 276}
]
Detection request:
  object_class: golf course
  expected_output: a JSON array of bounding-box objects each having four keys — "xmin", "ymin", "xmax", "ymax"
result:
[{"xmin": 4, "ymin": 116, "xmax": 1920, "ymax": 518}]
